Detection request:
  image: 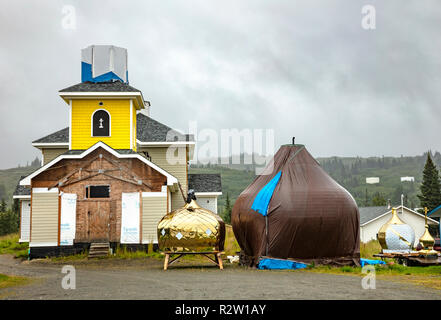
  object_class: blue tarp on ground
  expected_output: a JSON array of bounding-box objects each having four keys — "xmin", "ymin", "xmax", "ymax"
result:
[
  {"xmin": 257, "ymin": 258, "xmax": 308, "ymax": 270},
  {"xmin": 251, "ymin": 171, "xmax": 282, "ymax": 216},
  {"xmin": 360, "ymin": 258, "xmax": 386, "ymax": 267}
]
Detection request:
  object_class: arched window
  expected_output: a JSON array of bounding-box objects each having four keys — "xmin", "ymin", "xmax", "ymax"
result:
[{"xmin": 92, "ymin": 109, "xmax": 110, "ymax": 137}]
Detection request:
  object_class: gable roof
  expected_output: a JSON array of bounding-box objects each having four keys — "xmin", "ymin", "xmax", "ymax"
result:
[
  {"xmin": 32, "ymin": 127, "xmax": 69, "ymax": 144},
  {"xmin": 32, "ymin": 115, "xmax": 194, "ymax": 145},
  {"xmin": 359, "ymin": 206, "xmax": 389, "ymax": 225},
  {"xmin": 188, "ymin": 174, "xmax": 222, "ymax": 193},
  {"xmin": 13, "ymin": 176, "xmax": 31, "ymax": 198},
  {"xmin": 59, "ymin": 81, "xmax": 141, "ymax": 92},
  {"xmin": 136, "ymin": 113, "xmax": 194, "ymax": 143},
  {"xmin": 360, "ymin": 205, "xmax": 439, "ymax": 226},
  {"xmin": 20, "ymin": 141, "xmax": 178, "ymax": 188}
]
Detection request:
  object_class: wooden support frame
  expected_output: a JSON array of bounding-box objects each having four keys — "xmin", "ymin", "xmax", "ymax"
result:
[{"xmin": 162, "ymin": 251, "xmax": 224, "ymax": 270}]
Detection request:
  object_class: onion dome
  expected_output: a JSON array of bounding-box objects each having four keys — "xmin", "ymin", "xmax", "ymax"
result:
[
  {"xmin": 377, "ymin": 208, "xmax": 415, "ymax": 252},
  {"xmin": 157, "ymin": 198, "xmax": 225, "ymax": 252},
  {"xmin": 232, "ymin": 143, "xmax": 360, "ymax": 266},
  {"xmin": 418, "ymin": 207, "xmax": 435, "ymax": 251}
]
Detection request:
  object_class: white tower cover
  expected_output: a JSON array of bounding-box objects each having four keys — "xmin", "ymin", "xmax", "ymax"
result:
[{"xmin": 81, "ymin": 45, "xmax": 128, "ymax": 83}]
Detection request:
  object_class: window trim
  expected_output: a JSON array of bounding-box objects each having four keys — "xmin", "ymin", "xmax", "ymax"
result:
[
  {"xmin": 91, "ymin": 109, "xmax": 111, "ymax": 137},
  {"xmin": 85, "ymin": 185, "xmax": 111, "ymax": 199}
]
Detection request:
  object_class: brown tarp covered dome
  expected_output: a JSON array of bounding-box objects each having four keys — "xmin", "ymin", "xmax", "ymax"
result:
[{"xmin": 232, "ymin": 144, "xmax": 360, "ymax": 266}]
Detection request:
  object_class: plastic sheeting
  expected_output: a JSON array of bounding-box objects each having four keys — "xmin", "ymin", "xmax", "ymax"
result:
[
  {"xmin": 251, "ymin": 171, "xmax": 282, "ymax": 216},
  {"xmin": 60, "ymin": 193, "xmax": 77, "ymax": 246},
  {"xmin": 120, "ymin": 192, "xmax": 140, "ymax": 244},
  {"xmin": 232, "ymin": 144, "xmax": 360, "ymax": 267},
  {"xmin": 257, "ymin": 258, "xmax": 308, "ymax": 270},
  {"xmin": 360, "ymin": 258, "xmax": 386, "ymax": 267}
]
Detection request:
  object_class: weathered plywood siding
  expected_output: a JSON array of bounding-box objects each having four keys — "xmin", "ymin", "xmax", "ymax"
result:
[
  {"xmin": 139, "ymin": 146, "xmax": 187, "ymax": 210},
  {"xmin": 142, "ymin": 194, "xmax": 167, "ymax": 244},
  {"xmin": 42, "ymin": 148, "xmax": 68, "ymax": 165},
  {"xmin": 31, "ymin": 189, "xmax": 59, "ymax": 246}
]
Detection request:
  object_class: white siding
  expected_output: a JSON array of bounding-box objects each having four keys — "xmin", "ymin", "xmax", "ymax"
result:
[
  {"xmin": 196, "ymin": 196, "xmax": 217, "ymax": 213},
  {"xmin": 361, "ymin": 207, "xmax": 438, "ymax": 246},
  {"xmin": 42, "ymin": 148, "xmax": 68, "ymax": 165},
  {"xmin": 138, "ymin": 146, "xmax": 188, "ymax": 210},
  {"xmin": 142, "ymin": 193, "xmax": 167, "ymax": 244},
  {"xmin": 20, "ymin": 200, "xmax": 31, "ymax": 242},
  {"xmin": 31, "ymin": 189, "xmax": 59, "ymax": 246}
]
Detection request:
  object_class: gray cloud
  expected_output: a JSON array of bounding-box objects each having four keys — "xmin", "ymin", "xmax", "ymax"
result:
[{"xmin": 0, "ymin": 0, "xmax": 440, "ymax": 168}]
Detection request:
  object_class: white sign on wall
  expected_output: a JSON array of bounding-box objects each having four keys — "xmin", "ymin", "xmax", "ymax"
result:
[
  {"xmin": 60, "ymin": 193, "xmax": 77, "ymax": 246},
  {"xmin": 120, "ymin": 192, "xmax": 140, "ymax": 244}
]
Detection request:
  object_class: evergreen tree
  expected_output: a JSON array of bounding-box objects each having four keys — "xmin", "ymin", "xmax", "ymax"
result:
[
  {"xmin": 0, "ymin": 199, "xmax": 6, "ymax": 212},
  {"xmin": 372, "ymin": 192, "xmax": 386, "ymax": 206},
  {"xmin": 418, "ymin": 153, "xmax": 441, "ymax": 212},
  {"xmin": 364, "ymin": 188, "xmax": 369, "ymax": 207},
  {"xmin": 222, "ymin": 193, "xmax": 232, "ymax": 224}
]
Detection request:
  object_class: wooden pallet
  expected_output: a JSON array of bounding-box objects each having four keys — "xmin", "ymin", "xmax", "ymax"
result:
[
  {"xmin": 88, "ymin": 242, "xmax": 110, "ymax": 258},
  {"xmin": 374, "ymin": 252, "xmax": 441, "ymax": 266},
  {"xmin": 162, "ymin": 251, "xmax": 224, "ymax": 270}
]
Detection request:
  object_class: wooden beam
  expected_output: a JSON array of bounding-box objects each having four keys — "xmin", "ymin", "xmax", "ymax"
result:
[{"xmin": 61, "ymin": 173, "xmax": 101, "ymax": 188}]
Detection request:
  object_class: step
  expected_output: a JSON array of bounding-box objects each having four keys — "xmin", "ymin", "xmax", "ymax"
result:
[
  {"xmin": 88, "ymin": 242, "xmax": 110, "ymax": 258},
  {"xmin": 90, "ymin": 246, "xmax": 109, "ymax": 250},
  {"xmin": 88, "ymin": 252, "xmax": 109, "ymax": 257}
]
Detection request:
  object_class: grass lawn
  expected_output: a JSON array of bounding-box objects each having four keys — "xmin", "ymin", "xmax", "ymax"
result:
[
  {"xmin": 0, "ymin": 273, "xmax": 29, "ymax": 289},
  {"xmin": 0, "ymin": 233, "xmax": 28, "ymax": 259}
]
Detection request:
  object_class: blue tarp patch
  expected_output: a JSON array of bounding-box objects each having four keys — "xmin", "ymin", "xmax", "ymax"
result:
[
  {"xmin": 251, "ymin": 171, "xmax": 282, "ymax": 216},
  {"xmin": 257, "ymin": 258, "xmax": 308, "ymax": 270},
  {"xmin": 81, "ymin": 62, "xmax": 125, "ymax": 83},
  {"xmin": 360, "ymin": 258, "xmax": 386, "ymax": 267}
]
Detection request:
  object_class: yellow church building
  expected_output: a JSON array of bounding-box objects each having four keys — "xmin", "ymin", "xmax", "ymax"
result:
[{"xmin": 13, "ymin": 45, "xmax": 222, "ymax": 258}]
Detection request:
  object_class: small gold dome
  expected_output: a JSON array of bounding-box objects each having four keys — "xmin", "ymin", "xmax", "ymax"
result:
[
  {"xmin": 419, "ymin": 207, "xmax": 435, "ymax": 251},
  {"xmin": 157, "ymin": 199, "xmax": 225, "ymax": 252}
]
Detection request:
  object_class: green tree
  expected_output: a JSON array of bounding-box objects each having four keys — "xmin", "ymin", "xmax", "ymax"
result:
[
  {"xmin": 0, "ymin": 209, "xmax": 19, "ymax": 236},
  {"xmin": 222, "ymin": 193, "xmax": 232, "ymax": 224},
  {"xmin": 0, "ymin": 199, "xmax": 6, "ymax": 212},
  {"xmin": 418, "ymin": 153, "xmax": 441, "ymax": 212},
  {"xmin": 364, "ymin": 188, "xmax": 369, "ymax": 207},
  {"xmin": 372, "ymin": 192, "xmax": 386, "ymax": 206}
]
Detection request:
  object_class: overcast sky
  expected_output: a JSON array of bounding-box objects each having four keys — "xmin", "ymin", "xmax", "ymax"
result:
[{"xmin": 0, "ymin": 1, "xmax": 440, "ymax": 169}]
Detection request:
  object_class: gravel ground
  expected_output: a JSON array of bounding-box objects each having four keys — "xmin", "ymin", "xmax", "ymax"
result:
[{"xmin": 1, "ymin": 254, "xmax": 441, "ymax": 300}]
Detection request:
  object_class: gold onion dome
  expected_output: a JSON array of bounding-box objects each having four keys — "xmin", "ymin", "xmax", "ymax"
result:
[
  {"xmin": 419, "ymin": 207, "xmax": 435, "ymax": 251},
  {"xmin": 157, "ymin": 198, "xmax": 225, "ymax": 252},
  {"xmin": 377, "ymin": 208, "xmax": 415, "ymax": 252}
]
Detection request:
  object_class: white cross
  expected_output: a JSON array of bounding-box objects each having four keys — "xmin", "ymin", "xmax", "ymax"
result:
[{"xmin": 99, "ymin": 118, "xmax": 104, "ymax": 128}]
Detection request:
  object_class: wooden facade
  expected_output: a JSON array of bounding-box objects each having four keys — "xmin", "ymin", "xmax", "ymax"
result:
[{"xmin": 31, "ymin": 147, "xmax": 167, "ymax": 244}]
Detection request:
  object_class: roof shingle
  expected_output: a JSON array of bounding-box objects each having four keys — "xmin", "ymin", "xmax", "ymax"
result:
[
  {"xmin": 59, "ymin": 81, "xmax": 141, "ymax": 92},
  {"xmin": 188, "ymin": 174, "xmax": 222, "ymax": 193},
  {"xmin": 32, "ymin": 127, "xmax": 69, "ymax": 144}
]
